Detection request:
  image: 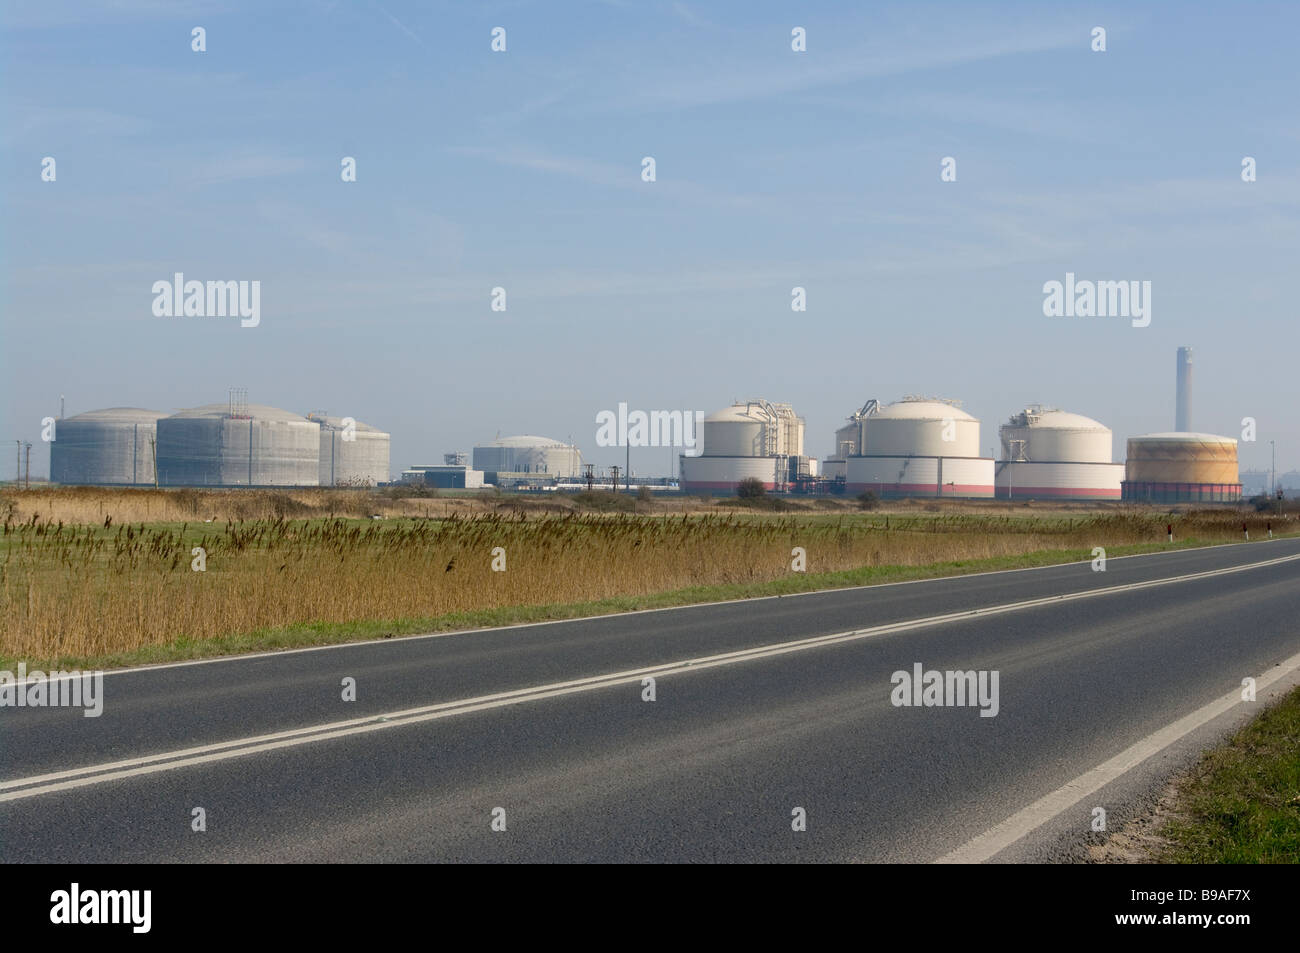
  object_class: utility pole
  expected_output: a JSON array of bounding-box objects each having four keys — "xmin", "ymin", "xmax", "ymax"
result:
[
  {"xmin": 14, "ymin": 440, "xmax": 20, "ymax": 485},
  {"xmin": 1270, "ymin": 440, "xmax": 1275, "ymax": 498},
  {"xmin": 625, "ymin": 441, "xmax": 630, "ymax": 493},
  {"xmin": 24, "ymin": 442, "xmax": 32, "ymax": 489},
  {"xmin": 150, "ymin": 435, "xmax": 159, "ymax": 488},
  {"xmin": 610, "ymin": 465, "xmax": 620, "ymax": 491},
  {"xmin": 583, "ymin": 464, "xmax": 594, "ymax": 492}
]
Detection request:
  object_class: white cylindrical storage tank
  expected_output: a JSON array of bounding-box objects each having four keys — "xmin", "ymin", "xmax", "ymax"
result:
[
  {"xmin": 862, "ymin": 399, "xmax": 980, "ymax": 457},
  {"xmin": 680, "ymin": 455, "xmax": 783, "ymax": 493},
  {"xmin": 834, "ymin": 420, "xmax": 861, "ymax": 459},
  {"xmin": 996, "ymin": 461, "xmax": 1123, "ymax": 499},
  {"xmin": 999, "ymin": 408, "xmax": 1113, "ymax": 463},
  {"xmin": 311, "ymin": 415, "xmax": 390, "ymax": 486},
  {"xmin": 700, "ymin": 405, "xmax": 766, "ymax": 457},
  {"xmin": 49, "ymin": 407, "xmax": 167, "ymax": 486},
  {"xmin": 996, "ymin": 407, "xmax": 1122, "ymax": 499},
  {"xmin": 157, "ymin": 404, "xmax": 320, "ymax": 486},
  {"xmin": 846, "ymin": 456, "xmax": 994, "ymax": 498},
  {"xmin": 472, "ymin": 436, "xmax": 582, "ymax": 478}
]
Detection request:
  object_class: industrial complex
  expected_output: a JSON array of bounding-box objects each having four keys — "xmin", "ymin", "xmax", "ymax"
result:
[
  {"xmin": 43, "ymin": 348, "xmax": 1248, "ymax": 502},
  {"xmin": 49, "ymin": 394, "xmax": 392, "ymax": 488}
]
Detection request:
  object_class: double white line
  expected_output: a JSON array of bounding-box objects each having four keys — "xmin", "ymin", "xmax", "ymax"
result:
[{"xmin": 3, "ymin": 551, "xmax": 1298, "ymax": 806}]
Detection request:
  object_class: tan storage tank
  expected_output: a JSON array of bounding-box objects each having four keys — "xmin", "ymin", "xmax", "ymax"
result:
[{"xmin": 1122, "ymin": 432, "xmax": 1241, "ymax": 502}]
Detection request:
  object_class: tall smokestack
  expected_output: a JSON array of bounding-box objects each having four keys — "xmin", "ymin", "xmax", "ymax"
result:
[{"xmin": 1175, "ymin": 347, "xmax": 1192, "ymax": 432}]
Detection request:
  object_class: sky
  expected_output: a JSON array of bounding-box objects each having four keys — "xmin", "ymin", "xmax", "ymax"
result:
[{"xmin": 2, "ymin": 0, "xmax": 1297, "ymax": 479}]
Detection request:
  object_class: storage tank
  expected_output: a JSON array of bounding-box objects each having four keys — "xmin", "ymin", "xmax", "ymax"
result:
[
  {"xmin": 309, "ymin": 414, "xmax": 390, "ymax": 486},
  {"xmin": 676, "ymin": 456, "xmax": 787, "ymax": 492},
  {"xmin": 996, "ymin": 406, "xmax": 1123, "ymax": 500},
  {"xmin": 1122, "ymin": 433, "xmax": 1241, "ymax": 502},
  {"xmin": 472, "ymin": 435, "xmax": 582, "ymax": 479},
  {"xmin": 49, "ymin": 407, "xmax": 167, "ymax": 486},
  {"xmin": 846, "ymin": 396, "xmax": 993, "ymax": 498},
  {"xmin": 680, "ymin": 398, "xmax": 807, "ymax": 493},
  {"xmin": 862, "ymin": 398, "xmax": 980, "ymax": 457},
  {"xmin": 157, "ymin": 403, "xmax": 320, "ymax": 486},
  {"xmin": 700, "ymin": 405, "xmax": 766, "ymax": 456}
]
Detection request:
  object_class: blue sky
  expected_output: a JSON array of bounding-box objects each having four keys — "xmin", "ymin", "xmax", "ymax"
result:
[{"xmin": 3, "ymin": 0, "xmax": 1297, "ymax": 478}]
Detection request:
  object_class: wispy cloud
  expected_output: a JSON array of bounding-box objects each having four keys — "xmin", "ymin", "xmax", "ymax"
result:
[
  {"xmin": 575, "ymin": 18, "xmax": 1085, "ymax": 114},
  {"xmin": 190, "ymin": 153, "xmax": 307, "ymax": 186},
  {"xmin": 372, "ymin": 1, "xmax": 424, "ymax": 47},
  {"xmin": 449, "ymin": 144, "xmax": 764, "ymax": 209}
]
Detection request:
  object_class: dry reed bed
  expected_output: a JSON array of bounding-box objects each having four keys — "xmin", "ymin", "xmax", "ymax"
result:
[{"xmin": 2, "ymin": 508, "xmax": 1290, "ymax": 661}]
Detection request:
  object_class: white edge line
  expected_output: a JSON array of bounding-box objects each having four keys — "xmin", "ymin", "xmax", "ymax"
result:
[
  {"xmin": 934, "ymin": 647, "xmax": 1300, "ymax": 864},
  {"xmin": 4, "ymin": 552, "xmax": 1296, "ymax": 802},
  {"xmin": 67, "ymin": 535, "xmax": 1299, "ymax": 680}
]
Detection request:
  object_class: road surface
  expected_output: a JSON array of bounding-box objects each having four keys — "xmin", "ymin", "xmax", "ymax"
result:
[{"xmin": 3, "ymin": 538, "xmax": 1299, "ymax": 862}]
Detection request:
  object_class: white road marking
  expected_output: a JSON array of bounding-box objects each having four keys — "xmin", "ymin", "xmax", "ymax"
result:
[
  {"xmin": 935, "ymin": 646, "xmax": 1300, "ymax": 864},
  {"xmin": 3, "ymin": 552, "xmax": 1298, "ymax": 803}
]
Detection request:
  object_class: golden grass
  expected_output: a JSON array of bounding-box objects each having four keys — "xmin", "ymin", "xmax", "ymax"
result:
[{"xmin": 3, "ymin": 487, "xmax": 1294, "ymax": 664}]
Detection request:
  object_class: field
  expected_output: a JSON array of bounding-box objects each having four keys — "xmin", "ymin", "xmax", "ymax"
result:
[{"xmin": 3, "ymin": 486, "xmax": 1296, "ymax": 670}]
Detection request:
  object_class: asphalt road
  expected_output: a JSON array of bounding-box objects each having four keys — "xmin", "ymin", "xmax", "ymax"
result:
[{"xmin": 3, "ymin": 538, "xmax": 1299, "ymax": 863}]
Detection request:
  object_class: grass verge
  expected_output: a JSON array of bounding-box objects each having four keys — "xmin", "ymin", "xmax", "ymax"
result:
[
  {"xmin": 0, "ymin": 535, "xmax": 1250, "ymax": 673},
  {"xmin": 1156, "ymin": 686, "xmax": 1300, "ymax": 863}
]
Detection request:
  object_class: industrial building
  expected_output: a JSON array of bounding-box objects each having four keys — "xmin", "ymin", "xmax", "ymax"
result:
[
  {"xmin": 844, "ymin": 397, "xmax": 995, "ymax": 498},
  {"xmin": 472, "ymin": 435, "xmax": 582, "ymax": 483},
  {"xmin": 156, "ymin": 401, "xmax": 321, "ymax": 487},
  {"xmin": 48, "ymin": 407, "xmax": 167, "ymax": 486},
  {"xmin": 310, "ymin": 414, "xmax": 390, "ymax": 486},
  {"xmin": 679, "ymin": 399, "xmax": 809, "ymax": 493},
  {"xmin": 401, "ymin": 464, "xmax": 485, "ymax": 489},
  {"xmin": 1121, "ymin": 433, "xmax": 1241, "ymax": 502},
  {"xmin": 995, "ymin": 407, "xmax": 1124, "ymax": 500}
]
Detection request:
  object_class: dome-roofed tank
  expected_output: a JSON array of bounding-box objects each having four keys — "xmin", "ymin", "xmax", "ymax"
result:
[
  {"xmin": 1000, "ymin": 407, "xmax": 1113, "ymax": 463},
  {"xmin": 49, "ymin": 407, "xmax": 167, "ymax": 485},
  {"xmin": 472, "ymin": 435, "xmax": 582, "ymax": 477},
  {"xmin": 700, "ymin": 400, "xmax": 804, "ymax": 457},
  {"xmin": 861, "ymin": 397, "xmax": 980, "ymax": 458},
  {"xmin": 157, "ymin": 403, "xmax": 320, "ymax": 486},
  {"xmin": 308, "ymin": 414, "xmax": 390, "ymax": 486}
]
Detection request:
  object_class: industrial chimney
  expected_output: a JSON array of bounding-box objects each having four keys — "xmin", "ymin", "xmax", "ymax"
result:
[{"xmin": 1175, "ymin": 347, "xmax": 1192, "ymax": 432}]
